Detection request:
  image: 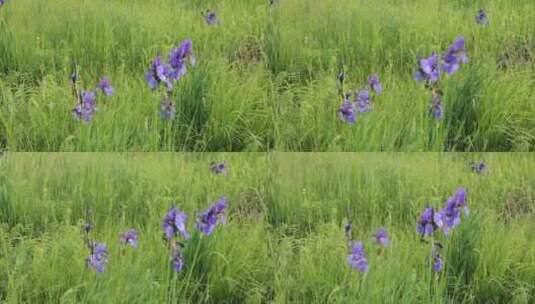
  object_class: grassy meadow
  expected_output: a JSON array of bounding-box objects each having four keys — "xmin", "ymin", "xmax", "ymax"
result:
[
  {"xmin": 1, "ymin": 153, "xmax": 534, "ymax": 303},
  {"xmin": 0, "ymin": 0, "xmax": 534, "ymax": 151}
]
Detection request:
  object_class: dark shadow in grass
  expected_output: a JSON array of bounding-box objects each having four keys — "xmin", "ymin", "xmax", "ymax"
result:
[
  {"xmin": 229, "ymin": 37, "xmax": 264, "ymax": 71},
  {"xmin": 502, "ymin": 187, "xmax": 535, "ymax": 224},
  {"xmin": 498, "ymin": 39, "xmax": 534, "ymax": 70}
]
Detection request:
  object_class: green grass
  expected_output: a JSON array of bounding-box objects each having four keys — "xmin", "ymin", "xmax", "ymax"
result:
[
  {"xmin": 0, "ymin": 0, "xmax": 534, "ymax": 151},
  {"xmin": 1, "ymin": 153, "xmax": 534, "ymax": 303}
]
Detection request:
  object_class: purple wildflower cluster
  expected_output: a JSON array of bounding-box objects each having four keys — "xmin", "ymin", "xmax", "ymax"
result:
[
  {"xmin": 70, "ymin": 71, "xmax": 114, "ymax": 123},
  {"xmin": 442, "ymin": 38, "xmax": 469, "ymax": 76},
  {"xmin": 435, "ymin": 188, "xmax": 469, "ymax": 235},
  {"xmin": 416, "ymin": 207, "xmax": 436, "ymax": 237},
  {"xmin": 82, "ymin": 220, "xmax": 138, "ymax": 273},
  {"xmin": 470, "ymin": 161, "xmax": 487, "ymax": 175},
  {"xmin": 59, "ymin": 8, "xmax": 490, "ymax": 133},
  {"xmin": 416, "ymin": 187, "xmax": 469, "ymax": 272},
  {"xmin": 163, "ymin": 206, "xmax": 190, "ymax": 240},
  {"xmin": 348, "ymin": 242, "xmax": 369, "ymax": 273},
  {"xmin": 120, "ymin": 229, "xmax": 139, "ymax": 248},
  {"xmin": 162, "ymin": 196, "xmax": 229, "ymax": 272},
  {"xmin": 374, "ymin": 227, "xmax": 390, "ymax": 247},
  {"xmin": 196, "ymin": 197, "xmax": 228, "ymax": 235},
  {"xmin": 171, "ymin": 246, "xmax": 185, "ymax": 272},
  {"xmin": 162, "ymin": 206, "xmax": 190, "ymax": 272},
  {"xmin": 432, "ymin": 243, "xmax": 443, "ymax": 272},
  {"xmin": 72, "ymin": 91, "xmax": 97, "ymax": 123},
  {"xmin": 0, "ymin": 0, "xmax": 4, "ymax": 7},
  {"xmin": 211, "ymin": 162, "xmax": 227, "ymax": 175},
  {"xmin": 415, "ymin": 37, "xmax": 468, "ymax": 83},
  {"xmin": 159, "ymin": 98, "xmax": 177, "ymax": 121},
  {"xmin": 87, "ymin": 242, "xmax": 109, "ymax": 273},
  {"xmin": 146, "ymin": 40, "xmax": 195, "ymax": 91},
  {"xmin": 414, "ymin": 37, "xmax": 468, "ymax": 120},
  {"xmin": 429, "ymin": 92, "xmax": 444, "ymax": 120},
  {"xmin": 414, "ymin": 54, "xmax": 441, "ymax": 84},
  {"xmin": 97, "ymin": 77, "xmax": 114, "ymax": 97},
  {"xmin": 345, "ymin": 223, "xmax": 390, "ymax": 273},
  {"xmin": 338, "ymin": 74, "xmax": 383, "ymax": 124},
  {"xmin": 476, "ymin": 9, "xmax": 489, "ymax": 26},
  {"xmin": 417, "ymin": 187, "xmax": 468, "ymax": 238},
  {"xmin": 82, "ymin": 221, "xmax": 108, "ymax": 273},
  {"xmin": 146, "ymin": 39, "xmax": 196, "ymax": 121},
  {"xmin": 80, "ymin": 164, "xmax": 230, "ymax": 275},
  {"xmin": 203, "ymin": 10, "xmax": 220, "ymax": 26}
]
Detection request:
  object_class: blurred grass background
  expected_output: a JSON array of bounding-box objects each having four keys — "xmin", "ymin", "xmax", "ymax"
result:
[
  {"xmin": 0, "ymin": 153, "xmax": 534, "ymax": 303},
  {"xmin": 0, "ymin": 0, "xmax": 534, "ymax": 151}
]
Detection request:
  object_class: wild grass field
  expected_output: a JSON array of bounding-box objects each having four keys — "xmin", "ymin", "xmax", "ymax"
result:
[
  {"xmin": 1, "ymin": 0, "xmax": 534, "ymax": 151},
  {"xmin": 0, "ymin": 153, "xmax": 534, "ymax": 303}
]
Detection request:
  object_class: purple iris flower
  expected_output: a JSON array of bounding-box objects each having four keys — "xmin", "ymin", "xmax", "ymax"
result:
[
  {"xmin": 434, "ymin": 199, "xmax": 461, "ymax": 235},
  {"xmin": 204, "ymin": 11, "xmax": 220, "ymax": 25},
  {"xmin": 434, "ymin": 187, "xmax": 469, "ymax": 235},
  {"xmin": 196, "ymin": 197, "xmax": 228, "ymax": 236},
  {"xmin": 97, "ymin": 77, "xmax": 114, "ymax": 97},
  {"xmin": 374, "ymin": 227, "xmax": 390, "ymax": 247},
  {"xmin": 211, "ymin": 162, "xmax": 227, "ymax": 175},
  {"xmin": 417, "ymin": 207, "xmax": 436, "ymax": 237},
  {"xmin": 442, "ymin": 37, "xmax": 468, "ymax": 75},
  {"xmin": 146, "ymin": 56, "xmax": 174, "ymax": 91},
  {"xmin": 171, "ymin": 248, "xmax": 184, "ymax": 272},
  {"xmin": 476, "ymin": 9, "xmax": 489, "ymax": 26},
  {"xmin": 338, "ymin": 98, "xmax": 357, "ymax": 124},
  {"xmin": 159, "ymin": 98, "xmax": 176, "ymax": 121},
  {"xmin": 429, "ymin": 92, "xmax": 443, "ymax": 120},
  {"xmin": 168, "ymin": 39, "xmax": 196, "ymax": 81},
  {"xmin": 414, "ymin": 53, "xmax": 440, "ymax": 83},
  {"xmin": 120, "ymin": 229, "xmax": 138, "ymax": 248},
  {"xmin": 162, "ymin": 207, "xmax": 190, "ymax": 240},
  {"xmin": 356, "ymin": 90, "xmax": 372, "ymax": 112},
  {"xmin": 368, "ymin": 74, "xmax": 383, "ymax": 95},
  {"xmin": 471, "ymin": 161, "xmax": 486, "ymax": 174},
  {"xmin": 81, "ymin": 91, "xmax": 96, "ymax": 108},
  {"xmin": 432, "ymin": 250, "xmax": 443, "ymax": 272},
  {"xmin": 72, "ymin": 90, "xmax": 98, "ymax": 122},
  {"xmin": 452, "ymin": 187, "xmax": 469, "ymax": 215},
  {"xmin": 347, "ymin": 242, "xmax": 368, "ymax": 273},
  {"xmin": 146, "ymin": 39, "xmax": 195, "ymax": 93},
  {"xmin": 87, "ymin": 243, "xmax": 109, "ymax": 273}
]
